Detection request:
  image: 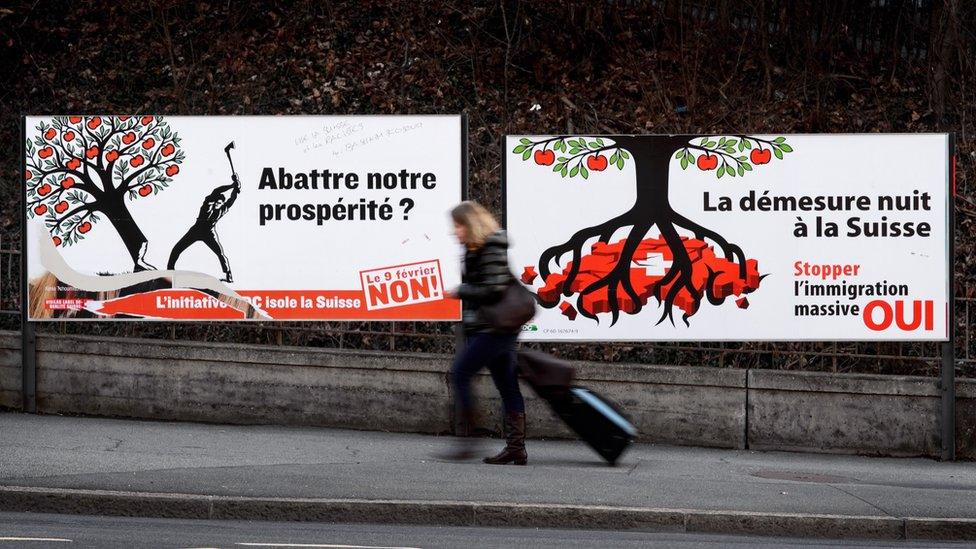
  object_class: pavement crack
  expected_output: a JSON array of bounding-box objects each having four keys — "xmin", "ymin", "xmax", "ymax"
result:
[
  {"xmin": 626, "ymin": 459, "xmax": 641, "ymax": 475},
  {"xmin": 829, "ymin": 483, "xmax": 897, "ymax": 517}
]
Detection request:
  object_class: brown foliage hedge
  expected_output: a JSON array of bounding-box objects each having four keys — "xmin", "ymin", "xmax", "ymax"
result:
[{"xmin": 1, "ymin": 1, "xmax": 974, "ymax": 373}]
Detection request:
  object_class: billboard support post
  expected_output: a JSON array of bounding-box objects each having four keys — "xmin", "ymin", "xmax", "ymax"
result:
[
  {"xmin": 942, "ymin": 341, "xmax": 955, "ymax": 460},
  {"xmin": 941, "ymin": 134, "xmax": 956, "ymax": 461},
  {"xmin": 20, "ymin": 117, "xmax": 37, "ymax": 413}
]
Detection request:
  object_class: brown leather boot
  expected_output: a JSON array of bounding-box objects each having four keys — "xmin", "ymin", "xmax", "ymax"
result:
[{"xmin": 484, "ymin": 412, "xmax": 527, "ymax": 465}]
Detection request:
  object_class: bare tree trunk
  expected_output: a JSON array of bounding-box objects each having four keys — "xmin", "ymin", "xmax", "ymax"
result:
[{"xmin": 928, "ymin": 0, "xmax": 957, "ymax": 124}]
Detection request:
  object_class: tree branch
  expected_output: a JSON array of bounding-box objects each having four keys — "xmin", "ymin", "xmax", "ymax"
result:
[{"xmin": 52, "ymin": 203, "xmax": 96, "ymax": 232}]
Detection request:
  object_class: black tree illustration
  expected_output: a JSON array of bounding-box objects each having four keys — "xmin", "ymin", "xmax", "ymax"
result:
[
  {"xmin": 513, "ymin": 134, "xmax": 793, "ymax": 326},
  {"xmin": 25, "ymin": 116, "xmax": 185, "ymax": 271}
]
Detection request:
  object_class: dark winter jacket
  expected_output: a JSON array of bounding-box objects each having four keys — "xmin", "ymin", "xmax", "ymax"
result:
[{"xmin": 458, "ymin": 230, "xmax": 514, "ymax": 334}]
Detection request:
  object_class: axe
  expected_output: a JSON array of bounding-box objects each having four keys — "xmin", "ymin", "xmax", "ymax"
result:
[{"xmin": 224, "ymin": 141, "xmax": 237, "ymax": 176}]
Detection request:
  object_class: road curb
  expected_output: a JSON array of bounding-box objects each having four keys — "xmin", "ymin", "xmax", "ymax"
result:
[{"xmin": 1, "ymin": 485, "xmax": 972, "ymax": 541}]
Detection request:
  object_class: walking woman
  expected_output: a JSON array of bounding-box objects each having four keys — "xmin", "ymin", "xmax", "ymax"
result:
[{"xmin": 444, "ymin": 201, "xmax": 527, "ymax": 465}]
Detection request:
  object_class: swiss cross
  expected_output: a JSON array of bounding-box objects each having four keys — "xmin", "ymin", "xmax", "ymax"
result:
[{"xmin": 634, "ymin": 252, "xmax": 672, "ymax": 276}]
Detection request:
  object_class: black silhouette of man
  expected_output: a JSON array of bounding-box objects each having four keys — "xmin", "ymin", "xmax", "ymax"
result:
[{"xmin": 167, "ymin": 174, "xmax": 241, "ymax": 282}]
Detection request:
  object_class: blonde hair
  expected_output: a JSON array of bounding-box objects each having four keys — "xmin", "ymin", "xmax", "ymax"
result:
[{"xmin": 451, "ymin": 201, "xmax": 500, "ymax": 250}]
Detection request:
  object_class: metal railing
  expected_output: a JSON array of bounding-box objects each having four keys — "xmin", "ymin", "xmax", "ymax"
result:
[{"xmin": 3, "ymin": 247, "xmax": 971, "ymax": 377}]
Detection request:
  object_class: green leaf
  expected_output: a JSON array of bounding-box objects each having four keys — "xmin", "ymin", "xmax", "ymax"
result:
[
  {"xmin": 737, "ymin": 165, "xmax": 744, "ymax": 176},
  {"xmin": 718, "ymin": 137, "xmax": 727, "ymax": 146},
  {"xmin": 513, "ymin": 145, "xmax": 526, "ymax": 154},
  {"xmin": 553, "ymin": 163, "xmax": 563, "ymax": 173},
  {"xmin": 738, "ymin": 141, "xmax": 745, "ymax": 152},
  {"xmin": 743, "ymin": 140, "xmax": 753, "ymax": 150},
  {"xmin": 588, "ymin": 141, "xmax": 600, "ymax": 148},
  {"xmin": 561, "ymin": 165, "xmax": 568, "ymax": 177},
  {"xmin": 727, "ymin": 139, "xmax": 737, "ymax": 148},
  {"xmin": 554, "ymin": 140, "xmax": 565, "ymax": 152},
  {"xmin": 717, "ymin": 166, "xmax": 725, "ymax": 179},
  {"xmin": 581, "ymin": 165, "xmax": 589, "ymax": 179},
  {"xmin": 620, "ymin": 150, "xmax": 630, "ymax": 159},
  {"xmin": 774, "ymin": 136, "xmax": 786, "ymax": 144},
  {"xmin": 700, "ymin": 137, "xmax": 709, "ymax": 146},
  {"xmin": 681, "ymin": 156, "xmax": 689, "ymax": 170},
  {"xmin": 610, "ymin": 152, "xmax": 619, "ymax": 164},
  {"xmin": 728, "ymin": 165, "xmax": 736, "ymax": 177},
  {"xmin": 742, "ymin": 162, "xmax": 753, "ymax": 171},
  {"xmin": 773, "ymin": 148, "xmax": 784, "ymax": 160},
  {"xmin": 725, "ymin": 147, "xmax": 735, "ymax": 154},
  {"xmin": 520, "ymin": 138, "xmax": 532, "ymax": 145},
  {"xmin": 596, "ymin": 138, "xmax": 605, "ymax": 146},
  {"xmin": 704, "ymin": 140, "xmax": 717, "ymax": 148},
  {"xmin": 570, "ymin": 165, "xmax": 579, "ymax": 177},
  {"xmin": 522, "ymin": 149, "xmax": 532, "ymax": 161},
  {"xmin": 616, "ymin": 157, "xmax": 624, "ymax": 170},
  {"xmin": 569, "ymin": 148, "xmax": 582, "ymax": 155},
  {"xmin": 674, "ymin": 150, "xmax": 684, "ymax": 160},
  {"xmin": 778, "ymin": 143, "xmax": 793, "ymax": 153}
]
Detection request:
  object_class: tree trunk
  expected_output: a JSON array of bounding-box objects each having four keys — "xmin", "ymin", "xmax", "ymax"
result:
[{"xmin": 99, "ymin": 195, "xmax": 148, "ymax": 268}]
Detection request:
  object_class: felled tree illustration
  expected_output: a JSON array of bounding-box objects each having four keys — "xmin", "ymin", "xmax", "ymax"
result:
[
  {"xmin": 513, "ymin": 134, "xmax": 793, "ymax": 325},
  {"xmin": 25, "ymin": 116, "xmax": 184, "ymax": 271}
]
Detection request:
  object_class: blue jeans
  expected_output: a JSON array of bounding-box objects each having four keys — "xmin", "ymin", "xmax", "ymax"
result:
[{"xmin": 452, "ymin": 332, "xmax": 525, "ymax": 415}]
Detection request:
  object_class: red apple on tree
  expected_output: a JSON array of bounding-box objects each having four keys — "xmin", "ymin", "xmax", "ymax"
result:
[
  {"xmin": 105, "ymin": 150, "xmax": 119, "ymax": 162},
  {"xmin": 78, "ymin": 222, "xmax": 92, "ymax": 234},
  {"xmin": 87, "ymin": 116, "xmax": 101, "ymax": 130},
  {"xmin": 66, "ymin": 158, "xmax": 81, "ymax": 170},
  {"xmin": 55, "ymin": 201, "xmax": 69, "ymax": 213},
  {"xmin": 161, "ymin": 143, "xmax": 175, "ymax": 156},
  {"xmin": 586, "ymin": 154, "xmax": 608, "ymax": 171},
  {"xmin": 534, "ymin": 149, "xmax": 555, "ymax": 166},
  {"xmin": 141, "ymin": 115, "xmax": 153, "ymax": 125},
  {"xmin": 86, "ymin": 146, "xmax": 99, "ymax": 159},
  {"xmin": 44, "ymin": 128, "xmax": 56, "ymax": 140},
  {"xmin": 122, "ymin": 132, "xmax": 136, "ymax": 144},
  {"xmin": 165, "ymin": 164, "xmax": 179, "ymax": 176},
  {"xmin": 52, "ymin": 236, "xmax": 62, "ymax": 246},
  {"xmin": 63, "ymin": 131, "xmax": 75, "ymax": 142},
  {"xmin": 34, "ymin": 204, "xmax": 48, "ymax": 215},
  {"xmin": 130, "ymin": 155, "xmax": 144, "ymax": 167},
  {"xmin": 142, "ymin": 137, "xmax": 155, "ymax": 150},
  {"xmin": 696, "ymin": 153, "xmax": 718, "ymax": 170},
  {"xmin": 138, "ymin": 185, "xmax": 152, "ymax": 197},
  {"xmin": 68, "ymin": 116, "xmax": 82, "ymax": 124},
  {"xmin": 118, "ymin": 115, "xmax": 130, "ymax": 121},
  {"xmin": 61, "ymin": 177, "xmax": 75, "ymax": 189},
  {"xmin": 25, "ymin": 170, "xmax": 32, "ymax": 180},
  {"xmin": 38, "ymin": 183, "xmax": 52, "ymax": 196},
  {"xmin": 750, "ymin": 148, "xmax": 772, "ymax": 165},
  {"xmin": 39, "ymin": 147, "xmax": 54, "ymax": 159}
]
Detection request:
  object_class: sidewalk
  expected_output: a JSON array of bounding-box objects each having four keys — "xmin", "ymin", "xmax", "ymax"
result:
[{"xmin": 1, "ymin": 412, "xmax": 974, "ymax": 541}]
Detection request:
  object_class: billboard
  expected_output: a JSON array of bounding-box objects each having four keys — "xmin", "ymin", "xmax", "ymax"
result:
[
  {"xmin": 24, "ymin": 115, "xmax": 464, "ymax": 321},
  {"xmin": 505, "ymin": 134, "xmax": 951, "ymax": 341}
]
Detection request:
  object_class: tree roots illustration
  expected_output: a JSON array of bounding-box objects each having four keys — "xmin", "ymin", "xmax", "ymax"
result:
[{"xmin": 515, "ymin": 134, "xmax": 793, "ymax": 326}]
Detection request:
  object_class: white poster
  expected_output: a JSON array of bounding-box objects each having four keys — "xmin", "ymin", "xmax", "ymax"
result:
[
  {"xmin": 506, "ymin": 134, "xmax": 951, "ymax": 341},
  {"xmin": 24, "ymin": 115, "xmax": 463, "ymax": 321}
]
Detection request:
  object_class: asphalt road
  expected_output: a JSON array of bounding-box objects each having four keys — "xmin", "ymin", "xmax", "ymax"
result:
[{"xmin": 0, "ymin": 512, "xmax": 963, "ymax": 549}]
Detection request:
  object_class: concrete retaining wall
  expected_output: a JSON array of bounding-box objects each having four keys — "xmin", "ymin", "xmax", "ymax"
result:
[{"xmin": 0, "ymin": 331, "xmax": 971, "ymax": 458}]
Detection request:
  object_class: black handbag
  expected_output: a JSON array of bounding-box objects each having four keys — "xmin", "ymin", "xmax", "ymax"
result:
[{"xmin": 481, "ymin": 279, "xmax": 537, "ymax": 332}]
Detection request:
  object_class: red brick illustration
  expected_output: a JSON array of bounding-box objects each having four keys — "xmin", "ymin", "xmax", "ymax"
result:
[
  {"xmin": 559, "ymin": 301, "xmax": 578, "ymax": 321},
  {"xmin": 537, "ymin": 235, "xmax": 761, "ymax": 322}
]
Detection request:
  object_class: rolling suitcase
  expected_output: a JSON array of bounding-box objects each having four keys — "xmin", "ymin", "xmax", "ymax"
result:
[{"xmin": 517, "ymin": 350, "xmax": 637, "ymax": 465}]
